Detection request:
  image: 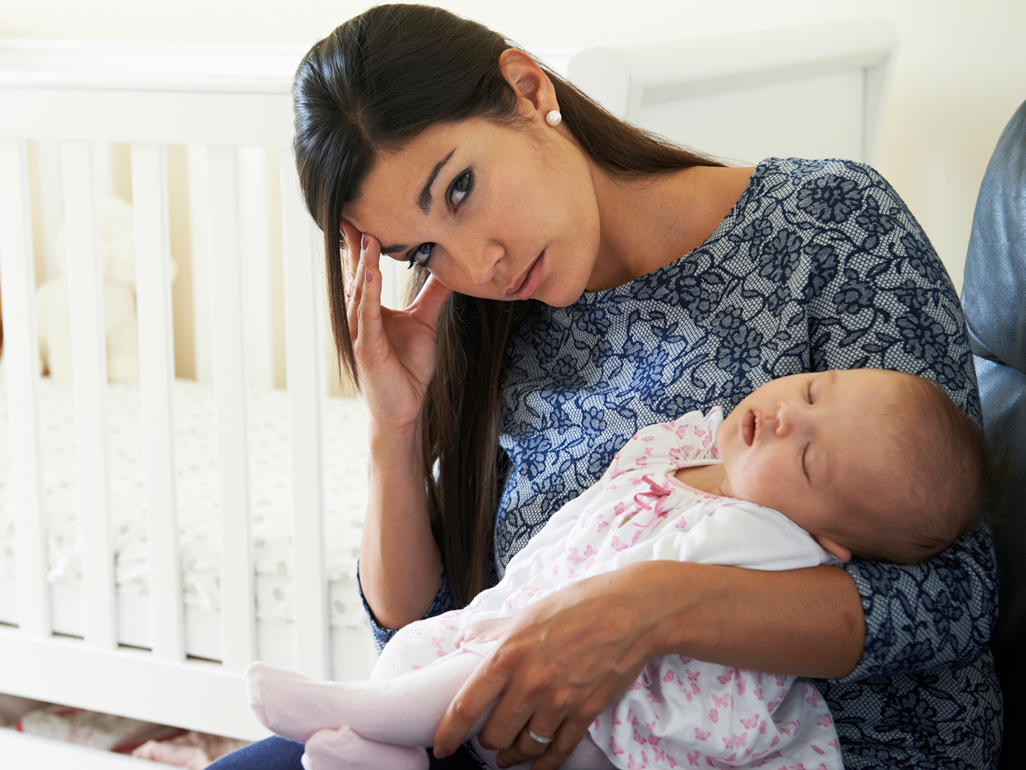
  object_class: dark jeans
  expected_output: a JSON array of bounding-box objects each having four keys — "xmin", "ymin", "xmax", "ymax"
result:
[{"xmin": 207, "ymin": 735, "xmax": 482, "ymax": 769}]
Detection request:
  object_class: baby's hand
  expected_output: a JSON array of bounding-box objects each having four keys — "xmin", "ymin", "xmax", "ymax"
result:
[{"xmin": 455, "ymin": 617, "xmax": 513, "ymax": 648}]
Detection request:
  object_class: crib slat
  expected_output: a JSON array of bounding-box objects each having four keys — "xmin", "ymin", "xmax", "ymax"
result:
[
  {"xmin": 60, "ymin": 141, "xmax": 117, "ymax": 649},
  {"xmin": 205, "ymin": 145, "xmax": 257, "ymax": 669},
  {"xmin": 238, "ymin": 147, "xmax": 275, "ymax": 389},
  {"xmin": 280, "ymin": 156, "xmax": 330, "ymax": 677},
  {"xmin": 0, "ymin": 140, "xmax": 51, "ymax": 636},
  {"xmin": 130, "ymin": 143, "xmax": 185, "ymax": 661}
]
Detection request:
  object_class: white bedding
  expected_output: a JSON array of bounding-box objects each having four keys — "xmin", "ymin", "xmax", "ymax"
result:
[{"xmin": 0, "ymin": 377, "xmax": 377, "ymax": 674}]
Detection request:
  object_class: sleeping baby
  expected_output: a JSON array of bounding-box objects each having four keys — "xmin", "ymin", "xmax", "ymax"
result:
[{"xmin": 245, "ymin": 368, "xmax": 989, "ymax": 770}]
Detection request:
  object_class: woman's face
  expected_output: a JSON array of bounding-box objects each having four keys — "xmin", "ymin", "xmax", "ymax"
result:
[{"xmin": 344, "ymin": 115, "xmax": 602, "ymax": 306}]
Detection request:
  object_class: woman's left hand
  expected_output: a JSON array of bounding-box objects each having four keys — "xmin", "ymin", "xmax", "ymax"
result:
[{"xmin": 433, "ymin": 569, "xmax": 658, "ymax": 770}]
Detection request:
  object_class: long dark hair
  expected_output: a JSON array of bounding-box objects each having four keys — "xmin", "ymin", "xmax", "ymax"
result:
[{"xmin": 293, "ymin": 4, "xmax": 720, "ymax": 605}]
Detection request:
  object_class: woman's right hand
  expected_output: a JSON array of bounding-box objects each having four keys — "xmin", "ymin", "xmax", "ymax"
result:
[{"xmin": 341, "ymin": 220, "xmax": 452, "ymax": 430}]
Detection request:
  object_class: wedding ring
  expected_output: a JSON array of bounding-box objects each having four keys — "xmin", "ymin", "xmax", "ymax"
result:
[{"xmin": 527, "ymin": 729, "xmax": 554, "ymax": 745}]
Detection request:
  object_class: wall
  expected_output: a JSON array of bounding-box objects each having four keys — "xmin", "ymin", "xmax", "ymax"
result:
[{"xmin": 2, "ymin": 0, "xmax": 1024, "ymax": 291}]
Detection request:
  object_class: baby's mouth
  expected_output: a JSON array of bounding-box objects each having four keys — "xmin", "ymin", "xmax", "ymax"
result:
[{"xmin": 741, "ymin": 409, "xmax": 758, "ymax": 446}]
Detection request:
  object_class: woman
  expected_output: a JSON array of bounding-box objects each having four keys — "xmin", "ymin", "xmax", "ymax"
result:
[{"xmin": 211, "ymin": 4, "xmax": 1001, "ymax": 769}]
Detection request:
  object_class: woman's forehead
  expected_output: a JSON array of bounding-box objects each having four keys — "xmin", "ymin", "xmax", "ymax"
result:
[{"xmin": 345, "ymin": 118, "xmax": 501, "ymax": 238}]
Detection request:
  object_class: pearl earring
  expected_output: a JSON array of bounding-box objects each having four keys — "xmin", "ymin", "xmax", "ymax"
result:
[{"xmin": 545, "ymin": 109, "xmax": 562, "ymax": 127}]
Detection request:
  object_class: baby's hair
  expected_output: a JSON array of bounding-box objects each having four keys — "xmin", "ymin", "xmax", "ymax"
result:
[{"xmin": 846, "ymin": 373, "xmax": 991, "ymax": 563}]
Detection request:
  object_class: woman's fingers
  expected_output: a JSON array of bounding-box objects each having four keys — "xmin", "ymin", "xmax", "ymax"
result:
[
  {"xmin": 350, "ymin": 234, "xmax": 385, "ymax": 356},
  {"xmin": 339, "ymin": 219, "xmax": 361, "ymax": 286},
  {"xmin": 433, "ymin": 658, "xmax": 509, "ymax": 760},
  {"xmin": 500, "ymin": 708, "xmax": 594, "ymax": 770}
]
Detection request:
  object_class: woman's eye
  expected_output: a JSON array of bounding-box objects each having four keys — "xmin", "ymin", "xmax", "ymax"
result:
[
  {"xmin": 802, "ymin": 444, "xmax": 811, "ymax": 480},
  {"xmin": 407, "ymin": 243, "xmax": 434, "ymax": 269},
  {"xmin": 448, "ymin": 169, "xmax": 473, "ymax": 210}
]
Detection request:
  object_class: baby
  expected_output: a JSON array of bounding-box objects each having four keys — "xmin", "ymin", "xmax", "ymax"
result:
[{"xmin": 246, "ymin": 368, "xmax": 989, "ymax": 770}]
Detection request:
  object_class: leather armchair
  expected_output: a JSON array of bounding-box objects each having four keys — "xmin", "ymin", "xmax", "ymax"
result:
[{"xmin": 961, "ymin": 98, "xmax": 1026, "ymax": 768}]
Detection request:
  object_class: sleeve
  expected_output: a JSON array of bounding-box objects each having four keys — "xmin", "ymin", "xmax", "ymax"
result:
[
  {"xmin": 356, "ymin": 560, "xmax": 457, "ymax": 652},
  {"xmin": 799, "ymin": 161, "xmax": 997, "ymax": 679}
]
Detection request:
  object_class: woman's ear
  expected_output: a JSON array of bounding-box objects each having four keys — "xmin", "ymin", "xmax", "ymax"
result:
[{"xmin": 498, "ymin": 48, "xmax": 556, "ymax": 114}]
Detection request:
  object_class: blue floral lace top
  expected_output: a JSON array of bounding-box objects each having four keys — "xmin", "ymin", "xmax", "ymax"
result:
[{"xmin": 363, "ymin": 158, "xmax": 1002, "ymax": 767}]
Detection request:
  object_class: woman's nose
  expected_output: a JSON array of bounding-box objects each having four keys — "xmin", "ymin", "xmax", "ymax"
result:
[{"xmin": 466, "ymin": 240, "xmax": 504, "ymax": 286}]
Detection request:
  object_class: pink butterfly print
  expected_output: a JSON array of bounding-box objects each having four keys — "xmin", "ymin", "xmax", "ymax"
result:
[
  {"xmin": 711, "ymin": 692, "xmax": 731, "ymax": 708},
  {"xmin": 694, "ymin": 727, "xmax": 711, "ymax": 742},
  {"xmin": 708, "ymin": 708, "xmax": 719, "ymax": 724},
  {"xmin": 609, "ymin": 737, "xmax": 626, "ymax": 757},
  {"xmin": 740, "ymin": 714, "xmax": 760, "ymax": 729},
  {"xmin": 816, "ymin": 714, "xmax": 833, "ymax": 728},
  {"xmin": 611, "ymin": 534, "xmax": 632, "ymax": 551},
  {"xmin": 722, "ymin": 732, "xmax": 748, "ymax": 750},
  {"xmin": 686, "ymin": 750, "xmax": 702, "ymax": 767},
  {"xmin": 716, "ymin": 669, "xmax": 735, "ymax": 685}
]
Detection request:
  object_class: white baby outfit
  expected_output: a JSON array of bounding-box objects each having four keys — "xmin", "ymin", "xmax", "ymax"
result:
[{"xmin": 388, "ymin": 408, "xmax": 842, "ymax": 770}]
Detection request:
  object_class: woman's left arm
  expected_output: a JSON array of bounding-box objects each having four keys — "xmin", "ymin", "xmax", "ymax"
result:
[
  {"xmin": 802, "ymin": 161, "xmax": 998, "ymax": 677},
  {"xmin": 433, "ymin": 559, "xmax": 864, "ymax": 769}
]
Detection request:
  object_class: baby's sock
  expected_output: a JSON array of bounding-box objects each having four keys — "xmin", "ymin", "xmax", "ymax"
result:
[
  {"xmin": 246, "ymin": 655, "xmax": 488, "ymax": 746},
  {"xmin": 302, "ymin": 726, "xmax": 428, "ymax": 770}
]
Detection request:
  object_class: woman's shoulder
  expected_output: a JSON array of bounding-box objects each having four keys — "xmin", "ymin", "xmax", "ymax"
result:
[
  {"xmin": 750, "ymin": 157, "xmax": 898, "ymax": 201},
  {"xmin": 755, "ymin": 156, "xmax": 881, "ymax": 181}
]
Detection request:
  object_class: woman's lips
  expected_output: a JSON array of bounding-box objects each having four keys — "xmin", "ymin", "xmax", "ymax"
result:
[{"xmin": 507, "ymin": 251, "xmax": 545, "ymax": 300}]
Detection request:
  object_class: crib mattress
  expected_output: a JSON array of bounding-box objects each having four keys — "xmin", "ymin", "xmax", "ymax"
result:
[{"xmin": 0, "ymin": 377, "xmax": 378, "ymax": 676}]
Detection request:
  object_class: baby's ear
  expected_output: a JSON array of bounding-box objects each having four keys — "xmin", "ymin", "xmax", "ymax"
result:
[{"xmin": 813, "ymin": 534, "xmax": 852, "ymax": 563}]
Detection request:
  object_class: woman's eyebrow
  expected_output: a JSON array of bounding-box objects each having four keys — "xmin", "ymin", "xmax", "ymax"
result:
[
  {"xmin": 418, "ymin": 147, "xmax": 456, "ymax": 214},
  {"xmin": 379, "ymin": 147, "xmax": 458, "ymax": 255}
]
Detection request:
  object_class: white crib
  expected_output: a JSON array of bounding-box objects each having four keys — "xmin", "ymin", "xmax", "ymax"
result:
[{"xmin": 0, "ymin": 21, "xmax": 895, "ymax": 768}]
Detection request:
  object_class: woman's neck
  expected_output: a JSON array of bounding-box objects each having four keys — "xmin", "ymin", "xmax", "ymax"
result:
[{"xmin": 586, "ymin": 163, "xmax": 754, "ymax": 291}]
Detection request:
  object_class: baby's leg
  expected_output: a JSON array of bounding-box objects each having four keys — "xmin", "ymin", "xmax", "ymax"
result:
[
  {"xmin": 246, "ymin": 653, "xmax": 491, "ymax": 746},
  {"xmin": 302, "ymin": 726, "xmax": 427, "ymax": 770}
]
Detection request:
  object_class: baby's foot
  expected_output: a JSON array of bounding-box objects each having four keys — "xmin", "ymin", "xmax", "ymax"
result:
[
  {"xmin": 302, "ymin": 726, "xmax": 429, "ymax": 770},
  {"xmin": 245, "ymin": 661, "xmax": 345, "ymax": 743}
]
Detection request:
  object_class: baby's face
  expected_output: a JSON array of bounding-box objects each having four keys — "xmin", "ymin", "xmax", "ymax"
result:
[{"xmin": 716, "ymin": 369, "xmax": 909, "ymax": 560}]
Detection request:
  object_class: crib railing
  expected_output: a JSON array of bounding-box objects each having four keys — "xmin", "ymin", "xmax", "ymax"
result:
[{"xmin": 0, "ymin": 41, "xmax": 395, "ymax": 738}]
